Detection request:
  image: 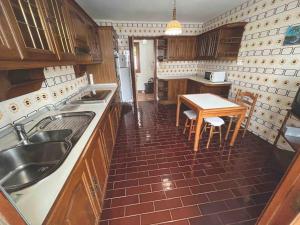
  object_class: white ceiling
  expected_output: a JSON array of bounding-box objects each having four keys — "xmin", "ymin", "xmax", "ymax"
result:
[{"xmin": 76, "ymin": 0, "xmax": 247, "ymax": 23}]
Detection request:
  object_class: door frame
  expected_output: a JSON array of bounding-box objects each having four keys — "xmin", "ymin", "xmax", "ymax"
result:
[{"xmin": 128, "ymin": 36, "xmax": 158, "ymax": 103}]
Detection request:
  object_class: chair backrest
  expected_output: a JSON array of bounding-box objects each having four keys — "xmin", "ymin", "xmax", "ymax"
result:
[{"xmin": 235, "ymin": 89, "xmax": 258, "ymax": 119}]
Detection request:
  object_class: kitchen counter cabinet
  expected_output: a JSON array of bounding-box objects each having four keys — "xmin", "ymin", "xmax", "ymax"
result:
[
  {"xmin": 44, "ymin": 161, "xmax": 99, "ymax": 225},
  {"xmin": 44, "ymin": 91, "xmax": 121, "ymax": 225},
  {"xmin": 187, "ymin": 80, "xmax": 231, "ymax": 98},
  {"xmin": 158, "ymin": 77, "xmax": 231, "ymax": 104}
]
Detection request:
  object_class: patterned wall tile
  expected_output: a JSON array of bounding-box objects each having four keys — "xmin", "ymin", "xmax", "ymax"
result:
[
  {"xmin": 0, "ymin": 66, "xmax": 88, "ymax": 129},
  {"xmin": 201, "ymin": 0, "xmax": 300, "ymax": 150}
]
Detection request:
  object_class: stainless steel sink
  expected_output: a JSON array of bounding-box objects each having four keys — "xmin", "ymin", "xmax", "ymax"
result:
[
  {"xmin": 0, "ymin": 142, "xmax": 70, "ymax": 192},
  {"xmin": 70, "ymin": 90, "xmax": 112, "ymax": 104},
  {"xmin": 29, "ymin": 129, "xmax": 72, "ymax": 143},
  {"xmin": 0, "ymin": 111, "xmax": 95, "ymax": 192}
]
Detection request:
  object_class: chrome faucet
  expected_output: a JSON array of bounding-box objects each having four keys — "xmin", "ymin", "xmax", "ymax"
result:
[{"xmin": 13, "ymin": 123, "xmax": 31, "ymax": 145}]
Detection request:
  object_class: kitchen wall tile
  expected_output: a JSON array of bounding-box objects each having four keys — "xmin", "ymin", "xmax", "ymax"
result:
[{"xmin": 0, "ymin": 66, "xmax": 88, "ymax": 130}]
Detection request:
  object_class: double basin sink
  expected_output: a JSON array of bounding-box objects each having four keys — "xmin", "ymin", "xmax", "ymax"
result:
[{"xmin": 0, "ymin": 111, "xmax": 95, "ymax": 192}]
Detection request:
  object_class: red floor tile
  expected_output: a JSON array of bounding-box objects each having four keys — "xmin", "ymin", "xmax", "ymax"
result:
[
  {"xmin": 99, "ymin": 102, "xmax": 284, "ymax": 225},
  {"xmin": 170, "ymin": 205, "xmax": 201, "ymax": 220},
  {"xmin": 141, "ymin": 210, "xmax": 172, "ymax": 225},
  {"xmin": 125, "ymin": 202, "xmax": 155, "ymax": 216},
  {"xmin": 154, "ymin": 198, "xmax": 182, "ymax": 210}
]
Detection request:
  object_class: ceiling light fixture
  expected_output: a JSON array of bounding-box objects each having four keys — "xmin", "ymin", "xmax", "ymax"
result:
[{"xmin": 165, "ymin": 0, "xmax": 182, "ymax": 35}]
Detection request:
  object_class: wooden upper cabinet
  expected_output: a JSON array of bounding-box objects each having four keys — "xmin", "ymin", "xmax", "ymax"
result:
[
  {"xmin": 0, "ymin": 2, "xmax": 21, "ymax": 60},
  {"xmin": 167, "ymin": 36, "xmax": 197, "ymax": 61},
  {"xmin": 197, "ymin": 22, "xmax": 246, "ymax": 60},
  {"xmin": 41, "ymin": 0, "xmax": 75, "ymax": 61},
  {"xmin": 86, "ymin": 23, "xmax": 102, "ymax": 63},
  {"xmin": 66, "ymin": 2, "xmax": 92, "ymax": 63},
  {"xmin": 1, "ymin": 0, "xmax": 57, "ymax": 61}
]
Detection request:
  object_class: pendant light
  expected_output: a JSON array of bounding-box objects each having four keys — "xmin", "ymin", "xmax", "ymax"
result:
[{"xmin": 165, "ymin": 0, "xmax": 182, "ymax": 35}]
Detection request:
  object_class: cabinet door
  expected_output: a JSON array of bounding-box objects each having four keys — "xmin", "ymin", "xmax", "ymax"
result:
[
  {"xmin": 87, "ymin": 24, "xmax": 102, "ymax": 62},
  {"xmin": 167, "ymin": 37, "xmax": 177, "ymax": 60},
  {"xmin": 187, "ymin": 80, "xmax": 200, "ymax": 94},
  {"xmin": 99, "ymin": 114, "xmax": 114, "ymax": 163},
  {"xmin": 66, "ymin": 2, "xmax": 92, "ymax": 63},
  {"xmin": 2, "ymin": 0, "xmax": 57, "ymax": 61},
  {"xmin": 206, "ymin": 30, "xmax": 220, "ymax": 59},
  {"xmin": 41, "ymin": 0, "xmax": 75, "ymax": 61},
  {"xmin": 45, "ymin": 163, "xmax": 98, "ymax": 225},
  {"xmin": 0, "ymin": 2, "xmax": 20, "ymax": 60},
  {"xmin": 168, "ymin": 79, "xmax": 187, "ymax": 101},
  {"xmin": 85, "ymin": 132, "xmax": 108, "ymax": 209}
]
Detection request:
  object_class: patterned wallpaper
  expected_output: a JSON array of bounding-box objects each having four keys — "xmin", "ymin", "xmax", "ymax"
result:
[
  {"xmin": 0, "ymin": 66, "xmax": 88, "ymax": 132},
  {"xmin": 97, "ymin": 20, "xmax": 203, "ymax": 77},
  {"xmin": 200, "ymin": 0, "xmax": 300, "ymax": 151},
  {"xmin": 98, "ymin": 0, "xmax": 300, "ymax": 151}
]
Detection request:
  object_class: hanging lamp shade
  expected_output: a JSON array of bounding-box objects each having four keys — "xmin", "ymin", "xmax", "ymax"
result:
[{"xmin": 165, "ymin": 0, "xmax": 182, "ymax": 35}]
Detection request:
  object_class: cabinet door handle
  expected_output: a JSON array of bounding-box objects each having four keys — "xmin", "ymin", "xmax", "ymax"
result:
[
  {"xmin": 90, "ymin": 185, "xmax": 96, "ymax": 198},
  {"xmin": 93, "ymin": 176, "xmax": 100, "ymax": 193}
]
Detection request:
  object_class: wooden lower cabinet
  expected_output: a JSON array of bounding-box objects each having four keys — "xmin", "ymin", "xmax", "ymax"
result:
[
  {"xmin": 187, "ymin": 80, "xmax": 231, "ymax": 98},
  {"xmin": 44, "ymin": 95, "xmax": 121, "ymax": 225},
  {"xmin": 158, "ymin": 79, "xmax": 231, "ymax": 104},
  {"xmin": 45, "ymin": 163, "xmax": 99, "ymax": 225}
]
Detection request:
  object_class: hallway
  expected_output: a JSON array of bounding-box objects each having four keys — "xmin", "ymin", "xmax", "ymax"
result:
[{"xmin": 100, "ymin": 102, "xmax": 283, "ymax": 225}]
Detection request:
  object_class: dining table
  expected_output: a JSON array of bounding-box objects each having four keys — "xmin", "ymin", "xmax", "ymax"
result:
[{"xmin": 176, "ymin": 93, "xmax": 247, "ymax": 151}]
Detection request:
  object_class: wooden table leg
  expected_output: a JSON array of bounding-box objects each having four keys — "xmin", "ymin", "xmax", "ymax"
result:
[
  {"xmin": 176, "ymin": 96, "xmax": 181, "ymax": 127},
  {"xmin": 193, "ymin": 111, "xmax": 203, "ymax": 151},
  {"xmin": 230, "ymin": 111, "xmax": 246, "ymax": 146}
]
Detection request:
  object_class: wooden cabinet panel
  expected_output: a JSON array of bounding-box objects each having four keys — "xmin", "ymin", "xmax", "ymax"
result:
[
  {"xmin": 167, "ymin": 79, "xmax": 187, "ymax": 102},
  {"xmin": 45, "ymin": 163, "xmax": 98, "ymax": 225},
  {"xmin": 85, "ymin": 132, "xmax": 108, "ymax": 209},
  {"xmin": 187, "ymin": 80, "xmax": 200, "ymax": 94},
  {"xmin": 41, "ymin": 0, "xmax": 75, "ymax": 61},
  {"xmin": 100, "ymin": 112, "xmax": 114, "ymax": 163},
  {"xmin": 0, "ymin": 191, "xmax": 26, "ymax": 225},
  {"xmin": 196, "ymin": 22, "xmax": 246, "ymax": 61},
  {"xmin": 2, "ymin": 0, "xmax": 57, "ymax": 61},
  {"xmin": 87, "ymin": 24, "xmax": 102, "ymax": 63},
  {"xmin": 0, "ymin": 2, "xmax": 20, "ymax": 60},
  {"xmin": 187, "ymin": 80, "xmax": 231, "ymax": 98},
  {"xmin": 66, "ymin": 1, "xmax": 92, "ymax": 63},
  {"xmin": 167, "ymin": 37, "xmax": 197, "ymax": 61}
]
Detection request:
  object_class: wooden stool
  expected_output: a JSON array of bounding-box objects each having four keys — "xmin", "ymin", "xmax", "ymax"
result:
[
  {"xmin": 183, "ymin": 110, "xmax": 197, "ymax": 141},
  {"xmin": 201, "ymin": 117, "xmax": 225, "ymax": 148}
]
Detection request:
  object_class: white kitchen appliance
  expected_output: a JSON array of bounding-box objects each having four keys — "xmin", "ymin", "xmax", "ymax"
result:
[
  {"xmin": 204, "ymin": 71, "xmax": 226, "ymax": 82},
  {"xmin": 116, "ymin": 52, "xmax": 133, "ymax": 102}
]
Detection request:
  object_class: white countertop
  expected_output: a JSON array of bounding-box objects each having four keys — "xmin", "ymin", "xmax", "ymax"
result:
[
  {"xmin": 157, "ymin": 75, "xmax": 232, "ymax": 85},
  {"xmin": 183, "ymin": 93, "xmax": 238, "ymax": 109},
  {"xmin": 11, "ymin": 83, "xmax": 118, "ymax": 225}
]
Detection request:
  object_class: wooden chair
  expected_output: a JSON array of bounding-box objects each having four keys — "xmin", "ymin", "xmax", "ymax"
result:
[
  {"xmin": 183, "ymin": 110, "xmax": 197, "ymax": 141},
  {"xmin": 201, "ymin": 117, "xmax": 225, "ymax": 148},
  {"xmin": 225, "ymin": 89, "xmax": 258, "ymax": 140}
]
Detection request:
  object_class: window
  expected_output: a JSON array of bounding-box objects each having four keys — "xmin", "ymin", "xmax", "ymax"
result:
[{"xmin": 133, "ymin": 42, "xmax": 141, "ymax": 73}]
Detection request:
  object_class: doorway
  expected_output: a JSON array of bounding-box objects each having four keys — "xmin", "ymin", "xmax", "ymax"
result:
[{"xmin": 132, "ymin": 38, "xmax": 156, "ymax": 102}]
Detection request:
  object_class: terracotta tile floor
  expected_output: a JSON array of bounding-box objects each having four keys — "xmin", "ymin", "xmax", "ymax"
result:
[{"xmin": 100, "ymin": 102, "xmax": 284, "ymax": 225}]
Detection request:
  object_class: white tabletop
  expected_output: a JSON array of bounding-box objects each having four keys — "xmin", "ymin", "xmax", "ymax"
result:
[{"xmin": 182, "ymin": 93, "xmax": 238, "ymax": 109}]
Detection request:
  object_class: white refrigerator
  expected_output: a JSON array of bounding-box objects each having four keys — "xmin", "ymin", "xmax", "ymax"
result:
[{"xmin": 117, "ymin": 53, "xmax": 133, "ymax": 102}]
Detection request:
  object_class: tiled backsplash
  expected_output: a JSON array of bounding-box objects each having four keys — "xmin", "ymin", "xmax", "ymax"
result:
[
  {"xmin": 200, "ymin": 0, "xmax": 300, "ymax": 150},
  {"xmin": 0, "ymin": 66, "xmax": 88, "ymax": 131}
]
